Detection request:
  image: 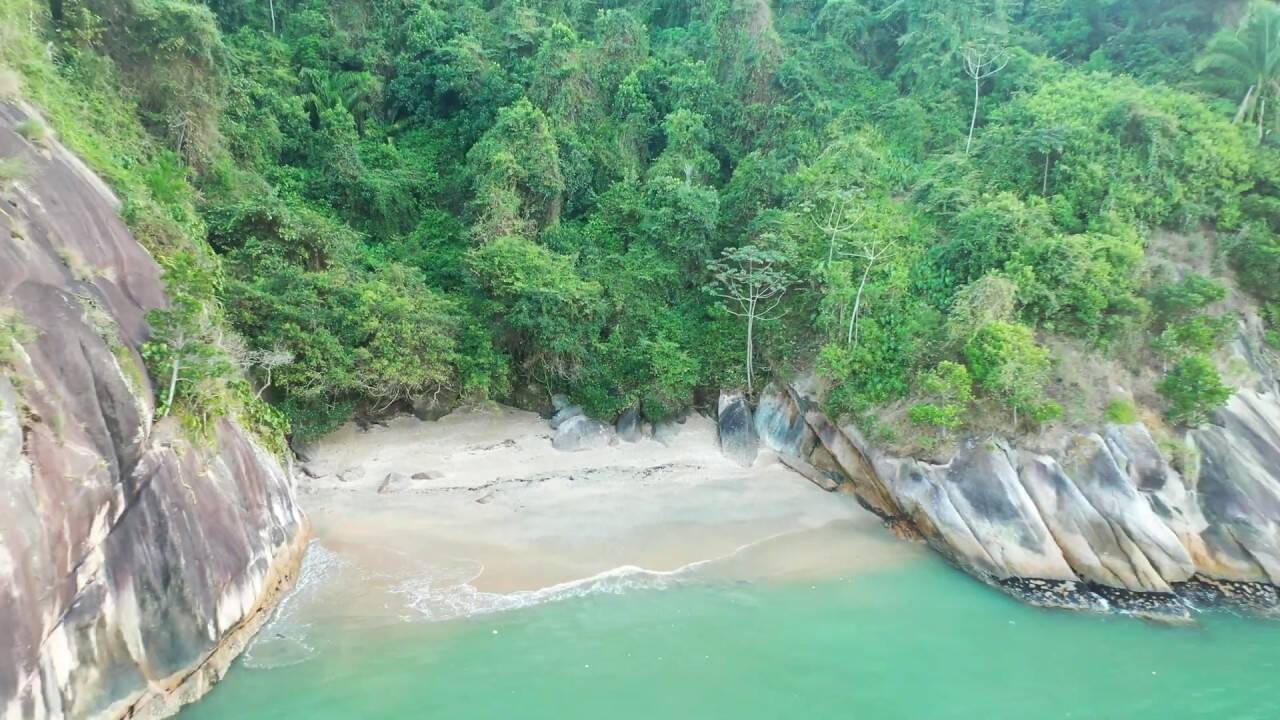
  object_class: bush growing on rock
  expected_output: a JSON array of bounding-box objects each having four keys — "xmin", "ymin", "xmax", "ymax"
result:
[{"xmin": 1158, "ymin": 354, "xmax": 1233, "ymax": 427}]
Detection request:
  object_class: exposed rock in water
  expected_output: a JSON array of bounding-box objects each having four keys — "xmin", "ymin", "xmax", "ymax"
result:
[
  {"xmin": 551, "ymin": 414, "xmax": 617, "ymax": 451},
  {"xmin": 616, "ymin": 407, "xmax": 650, "ymax": 443},
  {"xmin": 412, "ymin": 470, "xmax": 444, "ymax": 480},
  {"xmin": 758, "ymin": 340, "xmax": 1280, "ymax": 621},
  {"xmin": 0, "ymin": 103, "xmax": 308, "ymax": 718},
  {"xmin": 758, "ymin": 323, "xmax": 1280, "ymax": 621},
  {"xmin": 717, "ymin": 391, "xmax": 759, "ymax": 467},
  {"xmin": 339, "ymin": 466, "xmax": 365, "ymax": 483}
]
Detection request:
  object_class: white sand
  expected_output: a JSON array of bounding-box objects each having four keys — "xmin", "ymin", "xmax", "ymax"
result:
[{"xmin": 261, "ymin": 404, "xmax": 921, "ymax": 648}]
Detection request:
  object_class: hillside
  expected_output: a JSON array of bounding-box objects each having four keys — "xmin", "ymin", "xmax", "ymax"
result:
[{"xmin": 2, "ymin": 0, "xmax": 1278, "ymax": 449}]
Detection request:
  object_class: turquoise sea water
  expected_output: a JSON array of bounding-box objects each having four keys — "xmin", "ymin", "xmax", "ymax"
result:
[{"xmin": 184, "ymin": 551, "xmax": 1280, "ymax": 720}]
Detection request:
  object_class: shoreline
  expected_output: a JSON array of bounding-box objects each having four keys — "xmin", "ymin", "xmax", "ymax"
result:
[{"xmin": 259, "ymin": 404, "xmax": 921, "ymax": 643}]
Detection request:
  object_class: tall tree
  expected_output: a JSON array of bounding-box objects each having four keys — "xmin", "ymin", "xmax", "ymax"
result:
[
  {"xmin": 960, "ymin": 40, "xmax": 1010, "ymax": 154},
  {"xmin": 706, "ymin": 244, "xmax": 795, "ymax": 396},
  {"xmin": 1197, "ymin": 0, "xmax": 1280, "ymax": 140}
]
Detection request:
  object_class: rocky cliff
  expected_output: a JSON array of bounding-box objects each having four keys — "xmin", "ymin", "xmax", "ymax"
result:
[
  {"xmin": 0, "ymin": 103, "xmax": 308, "ymax": 718},
  {"xmin": 753, "ymin": 321, "xmax": 1280, "ymax": 621}
]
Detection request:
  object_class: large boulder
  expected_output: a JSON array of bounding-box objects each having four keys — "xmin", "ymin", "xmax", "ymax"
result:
[
  {"xmin": 717, "ymin": 391, "xmax": 759, "ymax": 467},
  {"xmin": 754, "ymin": 383, "xmax": 817, "ymax": 459},
  {"xmin": 509, "ymin": 382, "xmax": 554, "ymax": 416},
  {"xmin": 410, "ymin": 388, "xmax": 457, "ymax": 421},
  {"xmin": 549, "ymin": 405, "xmax": 584, "ymax": 430},
  {"xmin": 552, "ymin": 414, "xmax": 617, "ymax": 451},
  {"xmin": 616, "ymin": 407, "xmax": 650, "ymax": 443}
]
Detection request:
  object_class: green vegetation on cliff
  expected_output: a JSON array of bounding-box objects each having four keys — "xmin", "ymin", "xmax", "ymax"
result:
[{"xmin": 4, "ymin": 0, "xmax": 1280, "ymax": 443}]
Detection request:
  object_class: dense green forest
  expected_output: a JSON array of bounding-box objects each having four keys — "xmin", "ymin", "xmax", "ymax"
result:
[{"xmin": 3, "ymin": 0, "xmax": 1280, "ymax": 450}]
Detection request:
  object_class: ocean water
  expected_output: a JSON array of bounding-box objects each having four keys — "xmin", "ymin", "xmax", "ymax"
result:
[{"xmin": 183, "ymin": 547, "xmax": 1280, "ymax": 720}]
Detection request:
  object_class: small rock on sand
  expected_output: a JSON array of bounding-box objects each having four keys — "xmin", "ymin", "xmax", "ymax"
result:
[{"xmin": 378, "ymin": 472, "xmax": 411, "ymax": 494}]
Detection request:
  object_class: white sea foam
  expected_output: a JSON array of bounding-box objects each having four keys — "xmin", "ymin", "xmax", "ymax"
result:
[
  {"xmin": 392, "ymin": 530, "xmax": 794, "ymax": 622},
  {"xmin": 242, "ymin": 540, "xmax": 345, "ymax": 669}
]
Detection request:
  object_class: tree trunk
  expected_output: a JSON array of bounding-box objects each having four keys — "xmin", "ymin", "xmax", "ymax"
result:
[
  {"xmin": 1261, "ymin": 96, "xmax": 1267, "ymax": 142},
  {"xmin": 847, "ymin": 262, "xmax": 873, "ymax": 347},
  {"xmin": 269, "ymin": 0, "xmax": 277, "ymax": 34},
  {"xmin": 256, "ymin": 367, "xmax": 272, "ymax": 400},
  {"xmin": 966, "ymin": 76, "xmax": 980, "ymax": 154},
  {"xmin": 163, "ymin": 355, "xmax": 181, "ymax": 418},
  {"xmin": 746, "ymin": 302, "xmax": 756, "ymax": 396},
  {"xmin": 1042, "ymin": 152, "xmax": 1051, "ymax": 195}
]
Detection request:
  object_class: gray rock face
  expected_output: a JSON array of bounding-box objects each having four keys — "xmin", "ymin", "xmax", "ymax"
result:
[
  {"xmin": 0, "ymin": 103, "xmax": 308, "ymax": 719},
  {"xmin": 616, "ymin": 407, "xmax": 649, "ymax": 443},
  {"xmin": 551, "ymin": 414, "xmax": 617, "ymax": 451},
  {"xmin": 772, "ymin": 358, "xmax": 1280, "ymax": 618},
  {"xmin": 717, "ymin": 391, "xmax": 759, "ymax": 467}
]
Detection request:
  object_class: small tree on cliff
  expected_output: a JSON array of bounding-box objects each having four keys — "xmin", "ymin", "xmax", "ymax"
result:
[
  {"xmin": 142, "ymin": 252, "xmax": 234, "ymax": 425},
  {"xmin": 706, "ymin": 244, "xmax": 795, "ymax": 396},
  {"xmin": 960, "ymin": 41, "xmax": 1010, "ymax": 154}
]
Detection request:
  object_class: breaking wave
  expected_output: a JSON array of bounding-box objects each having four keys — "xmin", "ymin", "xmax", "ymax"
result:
[{"xmin": 392, "ymin": 531, "xmax": 792, "ymax": 622}]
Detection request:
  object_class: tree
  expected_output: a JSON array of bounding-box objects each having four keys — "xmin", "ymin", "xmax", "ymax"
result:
[
  {"xmin": 1158, "ymin": 354, "xmax": 1233, "ymax": 426},
  {"xmin": 466, "ymin": 235, "xmax": 603, "ymax": 382},
  {"xmin": 648, "ymin": 109, "xmax": 717, "ymax": 187},
  {"xmin": 840, "ymin": 227, "xmax": 900, "ymax": 349},
  {"xmin": 963, "ymin": 321, "xmax": 1053, "ymax": 426},
  {"xmin": 1028, "ymin": 124, "xmax": 1067, "ymax": 195},
  {"xmin": 960, "ymin": 40, "xmax": 1010, "ymax": 154},
  {"xmin": 142, "ymin": 253, "xmax": 234, "ymax": 425},
  {"xmin": 246, "ymin": 346, "xmax": 295, "ymax": 399},
  {"xmin": 1197, "ymin": 1, "xmax": 1280, "ymax": 141},
  {"xmin": 807, "ymin": 188, "xmax": 864, "ymax": 265},
  {"xmin": 706, "ymin": 244, "xmax": 795, "ymax": 396},
  {"xmin": 945, "ymin": 273, "xmax": 1018, "ymax": 347},
  {"xmin": 466, "ymin": 98, "xmax": 565, "ymax": 242}
]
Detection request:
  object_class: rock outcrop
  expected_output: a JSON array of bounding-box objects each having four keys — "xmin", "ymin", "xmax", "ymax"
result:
[
  {"xmin": 551, "ymin": 414, "xmax": 617, "ymax": 451},
  {"xmin": 717, "ymin": 391, "xmax": 759, "ymax": 467},
  {"xmin": 756, "ymin": 333, "xmax": 1280, "ymax": 620},
  {"xmin": 615, "ymin": 407, "xmax": 650, "ymax": 443},
  {"xmin": 0, "ymin": 103, "xmax": 308, "ymax": 718}
]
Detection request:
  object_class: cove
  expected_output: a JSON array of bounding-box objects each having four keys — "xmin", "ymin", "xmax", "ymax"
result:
[{"xmin": 183, "ymin": 551, "xmax": 1280, "ymax": 720}]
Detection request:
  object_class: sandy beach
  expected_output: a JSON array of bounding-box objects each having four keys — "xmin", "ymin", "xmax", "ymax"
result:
[{"xmin": 242, "ymin": 405, "xmax": 921, "ymax": 667}]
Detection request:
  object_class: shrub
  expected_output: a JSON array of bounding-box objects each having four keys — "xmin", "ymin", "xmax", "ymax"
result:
[
  {"xmin": 909, "ymin": 360, "xmax": 973, "ymax": 432},
  {"xmin": 0, "ymin": 156, "xmax": 27, "ymax": 186},
  {"xmin": 16, "ymin": 118, "xmax": 49, "ymax": 145},
  {"xmin": 1157, "ymin": 354, "xmax": 1233, "ymax": 426},
  {"xmin": 0, "ymin": 309, "xmax": 34, "ymax": 368},
  {"xmin": 964, "ymin": 321, "xmax": 1054, "ymax": 426},
  {"xmin": 1104, "ymin": 399, "xmax": 1139, "ymax": 424}
]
